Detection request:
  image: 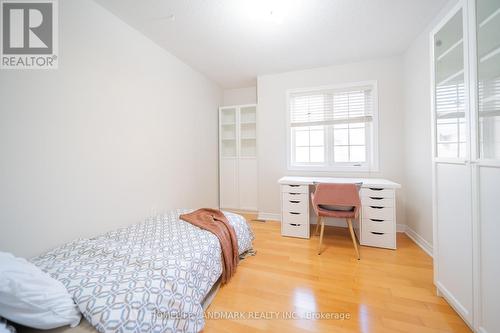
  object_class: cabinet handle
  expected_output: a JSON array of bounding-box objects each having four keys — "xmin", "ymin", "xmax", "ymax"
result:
[
  {"xmin": 289, "ymin": 185, "xmax": 300, "ymax": 187},
  {"xmin": 289, "ymin": 212, "xmax": 301, "ymax": 215},
  {"xmin": 369, "ymin": 188, "xmax": 383, "ymax": 191},
  {"xmin": 370, "ymin": 219, "xmax": 384, "ymax": 222},
  {"xmin": 289, "ymin": 193, "xmax": 300, "ymax": 195},
  {"xmin": 289, "ymin": 200, "xmax": 300, "ymax": 204},
  {"xmin": 370, "ymin": 206, "xmax": 384, "ymax": 209},
  {"xmin": 369, "ymin": 197, "xmax": 383, "ymax": 200},
  {"xmin": 290, "ymin": 223, "xmax": 301, "ymax": 227},
  {"xmin": 371, "ymin": 232, "xmax": 385, "ymax": 235}
]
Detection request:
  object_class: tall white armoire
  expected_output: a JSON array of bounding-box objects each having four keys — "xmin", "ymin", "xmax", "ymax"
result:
[
  {"xmin": 219, "ymin": 104, "xmax": 258, "ymax": 212},
  {"xmin": 431, "ymin": 0, "xmax": 500, "ymax": 332}
]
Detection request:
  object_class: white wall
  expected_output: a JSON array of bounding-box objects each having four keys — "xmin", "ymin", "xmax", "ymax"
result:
[
  {"xmin": 222, "ymin": 87, "xmax": 257, "ymax": 106},
  {"xmin": 0, "ymin": 0, "xmax": 221, "ymax": 258},
  {"xmin": 402, "ymin": 30, "xmax": 434, "ymax": 246},
  {"xmin": 257, "ymin": 57, "xmax": 406, "ymax": 225},
  {"xmin": 402, "ymin": 0, "xmax": 458, "ymax": 247}
]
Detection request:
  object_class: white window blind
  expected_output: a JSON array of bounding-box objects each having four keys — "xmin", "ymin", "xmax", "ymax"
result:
[
  {"xmin": 287, "ymin": 83, "xmax": 378, "ymax": 171},
  {"xmin": 290, "ymin": 87, "xmax": 374, "ymax": 127}
]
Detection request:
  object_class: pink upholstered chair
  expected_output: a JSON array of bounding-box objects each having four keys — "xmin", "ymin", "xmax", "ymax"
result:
[{"xmin": 311, "ymin": 183, "xmax": 361, "ymax": 258}]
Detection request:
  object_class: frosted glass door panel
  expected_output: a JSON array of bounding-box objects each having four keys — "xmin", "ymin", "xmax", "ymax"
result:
[
  {"xmin": 240, "ymin": 123, "xmax": 256, "ymax": 139},
  {"xmin": 240, "ymin": 106, "xmax": 256, "ymax": 123},
  {"xmin": 221, "ymin": 124, "xmax": 236, "ymax": 140},
  {"xmin": 221, "ymin": 108, "xmax": 237, "ymax": 157},
  {"xmin": 221, "ymin": 108, "xmax": 236, "ymax": 124},
  {"xmin": 240, "ymin": 106, "xmax": 256, "ymax": 157},
  {"xmin": 477, "ymin": 0, "xmax": 500, "ymax": 160},
  {"xmin": 434, "ymin": 10, "xmax": 467, "ymax": 159}
]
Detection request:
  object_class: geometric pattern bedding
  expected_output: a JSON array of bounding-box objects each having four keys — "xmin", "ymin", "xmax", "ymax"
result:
[{"xmin": 31, "ymin": 209, "xmax": 254, "ymax": 333}]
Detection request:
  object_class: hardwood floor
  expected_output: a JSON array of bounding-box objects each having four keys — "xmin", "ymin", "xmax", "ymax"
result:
[{"xmin": 203, "ymin": 216, "xmax": 472, "ymax": 333}]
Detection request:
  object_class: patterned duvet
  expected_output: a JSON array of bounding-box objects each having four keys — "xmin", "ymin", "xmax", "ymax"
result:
[{"xmin": 31, "ymin": 209, "xmax": 254, "ymax": 333}]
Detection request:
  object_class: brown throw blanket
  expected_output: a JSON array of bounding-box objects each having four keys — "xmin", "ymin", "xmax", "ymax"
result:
[{"xmin": 179, "ymin": 208, "xmax": 239, "ymax": 284}]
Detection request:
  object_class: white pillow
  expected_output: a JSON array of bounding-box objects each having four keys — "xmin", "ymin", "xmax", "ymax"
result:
[{"xmin": 0, "ymin": 252, "xmax": 81, "ymax": 329}]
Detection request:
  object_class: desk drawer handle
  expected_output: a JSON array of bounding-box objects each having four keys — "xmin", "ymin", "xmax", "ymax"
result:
[
  {"xmin": 290, "ymin": 223, "xmax": 301, "ymax": 227},
  {"xmin": 370, "ymin": 206, "xmax": 384, "ymax": 209},
  {"xmin": 289, "ymin": 185, "xmax": 300, "ymax": 187},
  {"xmin": 370, "ymin": 219, "xmax": 384, "ymax": 222},
  {"xmin": 369, "ymin": 188, "xmax": 384, "ymax": 191},
  {"xmin": 371, "ymin": 231, "xmax": 385, "ymax": 235},
  {"xmin": 289, "ymin": 212, "xmax": 301, "ymax": 215},
  {"xmin": 289, "ymin": 200, "xmax": 300, "ymax": 204},
  {"xmin": 289, "ymin": 193, "xmax": 301, "ymax": 195},
  {"xmin": 369, "ymin": 197, "xmax": 383, "ymax": 200}
]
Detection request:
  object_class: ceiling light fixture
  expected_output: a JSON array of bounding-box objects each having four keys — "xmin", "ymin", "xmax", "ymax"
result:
[{"xmin": 245, "ymin": 0, "xmax": 289, "ymax": 25}]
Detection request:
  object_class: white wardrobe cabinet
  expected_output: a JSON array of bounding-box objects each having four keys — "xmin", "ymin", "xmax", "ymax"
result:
[
  {"xmin": 431, "ymin": 1, "xmax": 500, "ymax": 332},
  {"xmin": 219, "ymin": 105, "xmax": 258, "ymax": 212}
]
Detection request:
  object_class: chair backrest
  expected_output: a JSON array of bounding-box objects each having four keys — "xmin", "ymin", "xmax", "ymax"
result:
[{"xmin": 311, "ymin": 183, "xmax": 361, "ymax": 211}]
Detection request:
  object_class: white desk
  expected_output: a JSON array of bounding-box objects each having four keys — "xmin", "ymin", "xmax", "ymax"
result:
[{"xmin": 278, "ymin": 176, "xmax": 401, "ymax": 249}]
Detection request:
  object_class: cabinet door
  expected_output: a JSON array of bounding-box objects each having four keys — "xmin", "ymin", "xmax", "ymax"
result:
[
  {"xmin": 432, "ymin": 5, "xmax": 474, "ymax": 325},
  {"xmin": 434, "ymin": 162, "xmax": 473, "ymax": 323},
  {"xmin": 238, "ymin": 158, "xmax": 258, "ymax": 211},
  {"xmin": 220, "ymin": 158, "xmax": 238, "ymax": 210},
  {"xmin": 474, "ymin": 1, "xmax": 500, "ymax": 332}
]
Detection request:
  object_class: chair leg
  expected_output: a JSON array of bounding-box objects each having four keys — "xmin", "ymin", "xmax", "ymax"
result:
[
  {"xmin": 318, "ymin": 218, "xmax": 325, "ymax": 255},
  {"xmin": 315, "ymin": 216, "xmax": 321, "ymax": 236},
  {"xmin": 347, "ymin": 218, "xmax": 360, "ymax": 260}
]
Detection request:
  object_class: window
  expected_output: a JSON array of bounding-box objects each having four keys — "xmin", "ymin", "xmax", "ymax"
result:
[{"xmin": 287, "ymin": 82, "xmax": 378, "ymax": 171}]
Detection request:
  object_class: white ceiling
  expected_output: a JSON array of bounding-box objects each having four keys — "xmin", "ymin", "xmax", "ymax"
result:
[{"xmin": 94, "ymin": 0, "xmax": 447, "ymax": 88}]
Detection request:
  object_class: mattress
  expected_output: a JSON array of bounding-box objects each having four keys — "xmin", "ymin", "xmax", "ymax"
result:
[{"xmin": 25, "ymin": 209, "xmax": 254, "ymax": 333}]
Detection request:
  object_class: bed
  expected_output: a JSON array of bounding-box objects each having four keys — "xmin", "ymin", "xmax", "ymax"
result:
[{"xmin": 22, "ymin": 209, "xmax": 254, "ymax": 333}]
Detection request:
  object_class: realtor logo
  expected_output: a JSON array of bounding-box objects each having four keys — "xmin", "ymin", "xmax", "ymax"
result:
[{"xmin": 1, "ymin": 0, "xmax": 58, "ymax": 69}]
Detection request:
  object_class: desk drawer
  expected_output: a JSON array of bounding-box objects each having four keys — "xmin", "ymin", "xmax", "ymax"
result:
[
  {"xmin": 361, "ymin": 230, "xmax": 395, "ymax": 249},
  {"xmin": 281, "ymin": 220, "xmax": 309, "ymax": 238},
  {"xmin": 363, "ymin": 218, "xmax": 394, "ymax": 234},
  {"xmin": 361, "ymin": 196, "xmax": 394, "ymax": 207},
  {"xmin": 281, "ymin": 184, "xmax": 308, "ymax": 194},
  {"xmin": 282, "ymin": 210, "xmax": 308, "ymax": 224},
  {"xmin": 362, "ymin": 206, "xmax": 394, "ymax": 220},
  {"xmin": 283, "ymin": 196, "xmax": 308, "ymax": 213},
  {"xmin": 360, "ymin": 188, "xmax": 395, "ymax": 198},
  {"xmin": 283, "ymin": 192, "xmax": 308, "ymax": 203}
]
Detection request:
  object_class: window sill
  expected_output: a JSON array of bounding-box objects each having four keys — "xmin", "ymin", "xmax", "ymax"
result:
[{"xmin": 288, "ymin": 165, "xmax": 378, "ymax": 173}]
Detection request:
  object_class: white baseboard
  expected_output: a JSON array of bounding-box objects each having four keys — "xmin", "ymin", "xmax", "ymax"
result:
[
  {"xmin": 259, "ymin": 211, "xmax": 434, "ymax": 258},
  {"xmin": 224, "ymin": 208, "xmax": 258, "ymax": 215},
  {"xmin": 405, "ymin": 226, "xmax": 433, "ymax": 257},
  {"xmin": 436, "ymin": 281, "xmax": 471, "ymax": 327},
  {"xmin": 259, "ymin": 213, "xmax": 406, "ymax": 234},
  {"xmin": 395, "ymin": 224, "xmax": 405, "ymax": 233},
  {"xmin": 257, "ymin": 212, "xmax": 281, "ymax": 221}
]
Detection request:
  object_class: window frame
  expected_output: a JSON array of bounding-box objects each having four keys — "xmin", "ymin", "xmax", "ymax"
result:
[{"xmin": 286, "ymin": 81, "xmax": 379, "ymax": 172}]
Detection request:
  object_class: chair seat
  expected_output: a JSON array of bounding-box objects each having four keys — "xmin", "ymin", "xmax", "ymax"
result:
[
  {"xmin": 318, "ymin": 204, "xmax": 354, "ymax": 211},
  {"xmin": 316, "ymin": 207, "xmax": 357, "ymax": 219}
]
